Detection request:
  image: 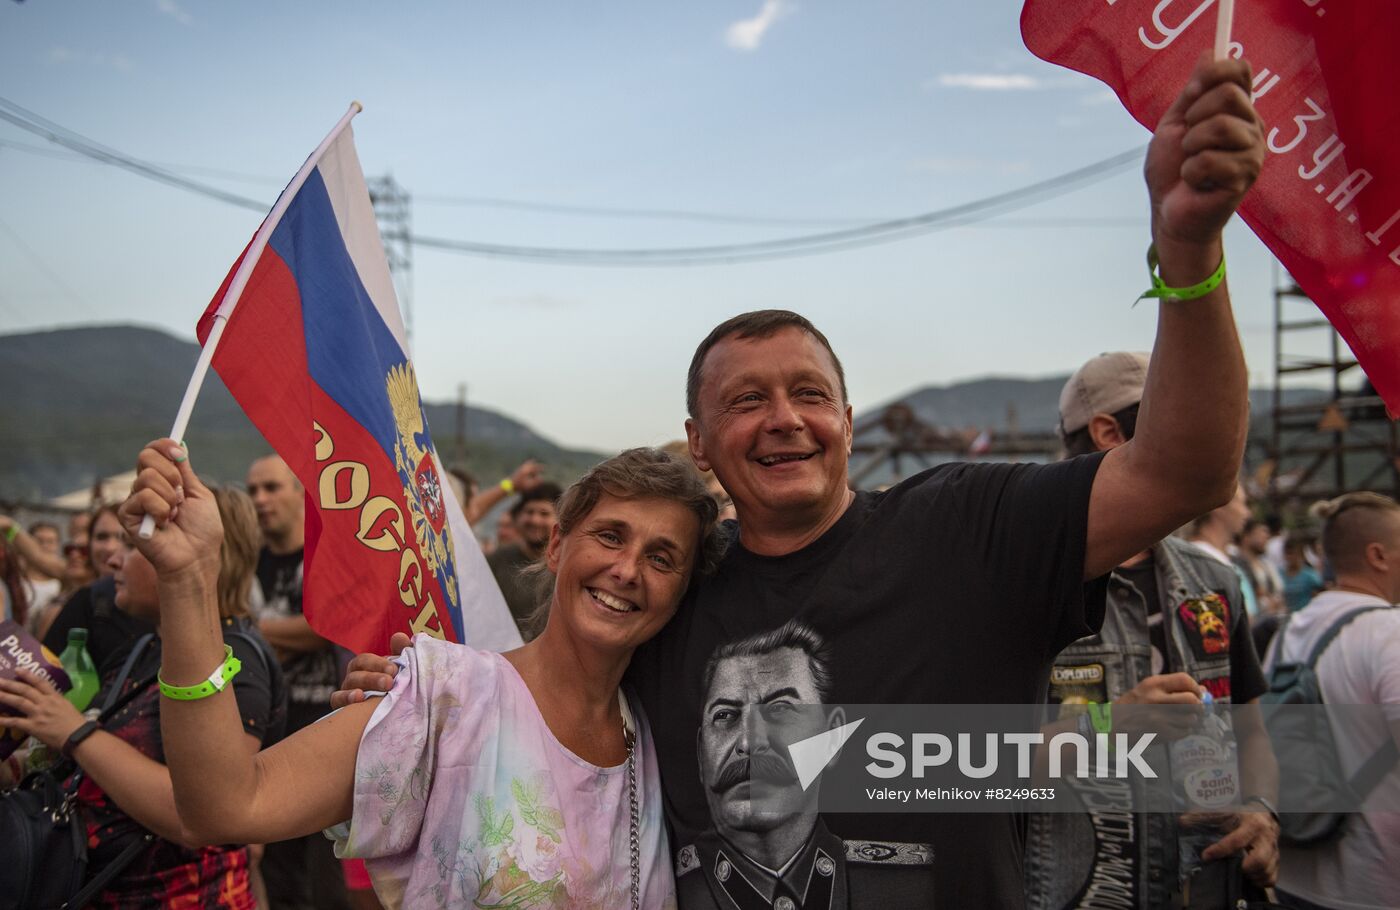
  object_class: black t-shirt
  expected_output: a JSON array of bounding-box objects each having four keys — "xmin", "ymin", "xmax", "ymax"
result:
[
  {"xmin": 254, "ymin": 548, "xmax": 341, "ymax": 734},
  {"xmin": 42, "ymin": 576, "xmax": 155, "ymax": 671},
  {"xmin": 630, "ymin": 454, "xmax": 1108, "ymax": 910},
  {"xmin": 1116, "ymin": 554, "xmax": 1267, "ymax": 703},
  {"xmin": 486, "ymin": 544, "xmax": 540, "ymax": 635}
]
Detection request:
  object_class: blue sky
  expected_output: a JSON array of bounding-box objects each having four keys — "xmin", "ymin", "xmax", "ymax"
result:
[{"xmin": 0, "ymin": 1, "xmax": 1309, "ymax": 452}]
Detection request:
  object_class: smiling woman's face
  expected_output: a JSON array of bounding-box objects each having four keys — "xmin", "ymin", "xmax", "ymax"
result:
[
  {"xmin": 89, "ymin": 511, "xmax": 125, "ymax": 578},
  {"xmin": 543, "ymin": 493, "xmax": 699, "ymax": 653}
]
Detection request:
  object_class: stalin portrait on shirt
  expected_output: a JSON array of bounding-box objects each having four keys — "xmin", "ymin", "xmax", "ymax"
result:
[{"xmin": 676, "ymin": 620, "xmax": 932, "ymax": 910}]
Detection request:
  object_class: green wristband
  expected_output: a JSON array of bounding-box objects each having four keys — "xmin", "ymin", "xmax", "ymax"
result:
[
  {"xmin": 159, "ymin": 645, "xmax": 241, "ymax": 700},
  {"xmin": 3, "ymin": 524, "xmax": 17, "ymax": 542},
  {"xmin": 1137, "ymin": 244, "xmax": 1226, "ymax": 302}
]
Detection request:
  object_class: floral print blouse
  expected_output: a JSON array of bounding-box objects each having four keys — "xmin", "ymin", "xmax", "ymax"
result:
[{"xmin": 331, "ymin": 636, "xmax": 676, "ymax": 909}]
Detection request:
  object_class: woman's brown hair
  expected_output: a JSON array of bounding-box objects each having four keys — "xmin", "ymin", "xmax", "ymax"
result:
[{"xmin": 214, "ymin": 487, "xmax": 261, "ymax": 620}]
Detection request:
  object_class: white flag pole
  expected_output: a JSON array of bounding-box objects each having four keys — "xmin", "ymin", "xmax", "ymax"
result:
[
  {"xmin": 1213, "ymin": 0, "xmax": 1235, "ymax": 61},
  {"xmin": 139, "ymin": 101, "xmax": 363, "ymax": 539}
]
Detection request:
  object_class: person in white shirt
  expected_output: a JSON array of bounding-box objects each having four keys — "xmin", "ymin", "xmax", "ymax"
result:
[{"xmin": 1264, "ymin": 492, "xmax": 1400, "ymax": 910}]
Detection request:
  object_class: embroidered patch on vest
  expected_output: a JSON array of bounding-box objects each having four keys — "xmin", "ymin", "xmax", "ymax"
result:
[
  {"xmin": 1048, "ymin": 662, "xmax": 1107, "ymax": 705},
  {"xmin": 1177, "ymin": 592, "xmax": 1231, "ymax": 659}
]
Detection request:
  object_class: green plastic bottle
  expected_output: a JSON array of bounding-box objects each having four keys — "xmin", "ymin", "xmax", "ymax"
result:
[{"xmin": 59, "ymin": 628, "xmax": 100, "ymax": 713}]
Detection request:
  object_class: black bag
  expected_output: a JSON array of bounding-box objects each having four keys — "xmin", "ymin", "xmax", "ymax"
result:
[
  {"xmin": 0, "ymin": 634, "xmax": 156, "ymax": 910},
  {"xmin": 1261, "ymin": 607, "xmax": 1400, "ymax": 845}
]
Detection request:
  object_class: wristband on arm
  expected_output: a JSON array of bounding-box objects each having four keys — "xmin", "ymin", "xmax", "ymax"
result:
[
  {"xmin": 1137, "ymin": 244, "xmax": 1226, "ymax": 303},
  {"xmin": 159, "ymin": 645, "xmax": 241, "ymax": 700},
  {"xmin": 62, "ymin": 720, "xmax": 101, "ymax": 759}
]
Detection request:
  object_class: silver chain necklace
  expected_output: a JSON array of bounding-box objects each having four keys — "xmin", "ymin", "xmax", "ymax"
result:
[{"xmin": 621, "ymin": 691, "xmax": 640, "ymax": 910}]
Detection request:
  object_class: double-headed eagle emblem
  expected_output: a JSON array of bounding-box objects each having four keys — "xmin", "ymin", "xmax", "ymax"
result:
[{"xmin": 386, "ymin": 362, "xmax": 460, "ymax": 611}]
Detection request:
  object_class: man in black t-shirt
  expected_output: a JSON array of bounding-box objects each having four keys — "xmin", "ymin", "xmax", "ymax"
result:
[
  {"xmin": 633, "ymin": 58, "xmax": 1266, "ymax": 910},
  {"xmin": 338, "ymin": 59, "xmax": 1267, "ymax": 909},
  {"xmin": 1023, "ymin": 352, "xmax": 1278, "ymax": 910}
]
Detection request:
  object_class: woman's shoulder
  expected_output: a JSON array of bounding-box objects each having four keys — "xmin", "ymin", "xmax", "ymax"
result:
[{"xmin": 397, "ymin": 635, "xmax": 507, "ymax": 700}]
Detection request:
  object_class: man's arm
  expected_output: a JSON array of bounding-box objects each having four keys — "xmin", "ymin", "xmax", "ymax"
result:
[
  {"xmin": 463, "ymin": 459, "xmax": 543, "ymax": 526},
  {"xmin": 1084, "ymin": 56, "xmax": 1265, "ymax": 580},
  {"xmin": 259, "ymin": 614, "xmax": 333, "ymax": 655},
  {"xmin": 0, "ymin": 515, "xmax": 66, "ymax": 579}
]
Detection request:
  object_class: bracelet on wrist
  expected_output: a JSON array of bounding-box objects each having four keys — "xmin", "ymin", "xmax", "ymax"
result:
[
  {"xmin": 62, "ymin": 720, "xmax": 101, "ymax": 759},
  {"xmin": 499, "ymin": 478, "xmax": 515, "ymax": 494},
  {"xmin": 159, "ymin": 645, "xmax": 242, "ymax": 701},
  {"xmin": 2, "ymin": 525, "xmax": 17, "ymax": 543},
  {"xmin": 1137, "ymin": 243, "xmax": 1226, "ymax": 303}
]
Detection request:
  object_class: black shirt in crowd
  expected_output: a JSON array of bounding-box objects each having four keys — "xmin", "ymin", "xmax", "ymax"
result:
[
  {"xmin": 254, "ymin": 548, "xmax": 342, "ymax": 735},
  {"xmin": 42, "ymin": 576, "xmax": 154, "ymax": 671},
  {"xmin": 630, "ymin": 453, "xmax": 1108, "ymax": 910}
]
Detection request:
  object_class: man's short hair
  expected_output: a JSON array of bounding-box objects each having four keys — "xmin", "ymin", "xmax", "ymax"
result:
[
  {"xmin": 702, "ymin": 619, "xmax": 833, "ymax": 703},
  {"xmin": 1312, "ymin": 492, "xmax": 1400, "ymax": 574},
  {"xmin": 1061, "ymin": 402, "xmax": 1140, "ymax": 458},
  {"xmin": 509, "ymin": 482, "xmax": 564, "ymax": 519},
  {"xmin": 249, "ymin": 453, "xmax": 303, "ymax": 490},
  {"xmin": 27, "ymin": 521, "xmax": 59, "ymax": 538},
  {"xmin": 686, "ymin": 310, "xmax": 848, "ymax": 418},
  {"xmin": 1058, "ymin": 351, "xmax": 1150, "ymax": 446}
]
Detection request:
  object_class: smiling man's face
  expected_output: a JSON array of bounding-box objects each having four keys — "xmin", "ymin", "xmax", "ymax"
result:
[{"xmin": 686, "ymin": 326, "xmax": 852, "ymax": 532}]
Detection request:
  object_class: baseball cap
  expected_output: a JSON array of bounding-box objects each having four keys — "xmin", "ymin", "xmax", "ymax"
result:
[{"xmin": 1058, "ymin": 351, "xmax": 1150, "ymax": 438}]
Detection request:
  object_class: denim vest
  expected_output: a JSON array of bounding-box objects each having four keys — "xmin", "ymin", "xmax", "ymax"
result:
[{"xmin": 1024, "ymin": 537, "xmax": 1242, "ymax": 910}]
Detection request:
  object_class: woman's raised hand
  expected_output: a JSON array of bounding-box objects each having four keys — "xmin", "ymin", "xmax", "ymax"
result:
[{"xmin": 118, "ymin": 439, "xmax": 223, "ymax": 581}]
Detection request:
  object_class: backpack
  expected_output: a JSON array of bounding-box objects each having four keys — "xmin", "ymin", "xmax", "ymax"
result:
[{"xmin": 1261, "ymin": 606, "xmax": 1400, "ymax": 845}]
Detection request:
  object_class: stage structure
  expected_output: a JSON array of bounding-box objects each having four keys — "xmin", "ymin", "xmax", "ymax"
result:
[
  {"xmin": 849, "ymin": 402, "xmax": 1061, "ymax": 488},
  {"xmin": 1265, "ymin": 266, "xmax": 1399, "ymax": 509}
]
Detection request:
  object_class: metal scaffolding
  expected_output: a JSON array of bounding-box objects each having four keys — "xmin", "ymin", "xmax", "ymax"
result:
[
  {"xmin": 1265, "ymin": 266, "xmax": 1399, "ymax": 510},
  {"xmin": 849, "ymin": 401, "xmax": 1060, "ymax": 488}
]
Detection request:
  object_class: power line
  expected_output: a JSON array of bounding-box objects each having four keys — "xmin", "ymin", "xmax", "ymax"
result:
[
  {"xmin": 407, "ymin": 147, "xmax": 1146, "ymax": 266},
  {"xmin": 2, "ymin": 135, "xmax": 1137, "ymax": 232},
  {"xmin": 415, "ymin": 193, "xmax": 878, "ymax": 228},
  {"xmin": 0, "ymin": 93, "xmax": 1146, "ymax": 266},
  {"xmin": 0, "ymin": 96, "xmax": 268, "ymax": 212}
]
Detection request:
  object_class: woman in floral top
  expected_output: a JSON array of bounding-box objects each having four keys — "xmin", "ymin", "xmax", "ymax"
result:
[{"xmin": 123, "ymin": 442, "xmax": 722, "ymax": 910}]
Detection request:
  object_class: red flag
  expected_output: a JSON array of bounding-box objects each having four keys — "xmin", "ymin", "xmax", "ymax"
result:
[{"xmin": 1022, "ymin": 0, "xmax": 1400, "ymax": 415}]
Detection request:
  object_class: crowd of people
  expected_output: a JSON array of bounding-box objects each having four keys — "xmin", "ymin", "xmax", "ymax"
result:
[{"xmin": 0, "ymin": 54, "xmax": 1395, "ymax": 910}]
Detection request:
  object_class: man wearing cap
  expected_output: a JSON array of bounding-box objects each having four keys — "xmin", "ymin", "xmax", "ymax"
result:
[{"xmin": 1023, "ymin": 352, "xmax": 1279, "ymax": 910}]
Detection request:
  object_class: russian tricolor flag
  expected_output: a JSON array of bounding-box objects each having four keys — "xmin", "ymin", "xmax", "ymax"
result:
[{"xmin": 195, "ymin": 107, "xmax": 521, "ymax": 655}]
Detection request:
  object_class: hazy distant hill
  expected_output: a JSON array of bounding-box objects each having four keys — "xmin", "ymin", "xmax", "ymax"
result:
[
  {"xmin": 860, "ymin": 375, "xmax": 1331, "ymax": 435},
  {"xmin": 0, "ymin": 325, "xmax": 606, "ymax": 503}
]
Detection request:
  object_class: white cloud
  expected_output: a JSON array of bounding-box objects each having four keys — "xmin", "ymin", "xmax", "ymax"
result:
[
  {"xmin": 155, "ymin": 0, "xmax": 193, "ymax": 26},
  {"xmin": 931, "ymin": 73, "xmax": 1041, "ymax": 91},
  {"xmin": 725, "ymin": 0, "xmax": 794, "ymax": 52},
  {"xmin": 47, "ymin": 47, "xmax": 134, "ymax": 72},
  {"xmin": 1081, "ymin": 89, "xmax": 1119, "ymax": 106}
]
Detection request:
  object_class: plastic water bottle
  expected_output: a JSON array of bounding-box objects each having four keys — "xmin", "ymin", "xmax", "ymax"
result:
[
  {"xmin": 1171, "ymin": 691, "xmax": 1240, "ymax": 894},
  {"xmin": 59, "ymin": 628, "xmax": 100, "ymax": 712}
]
